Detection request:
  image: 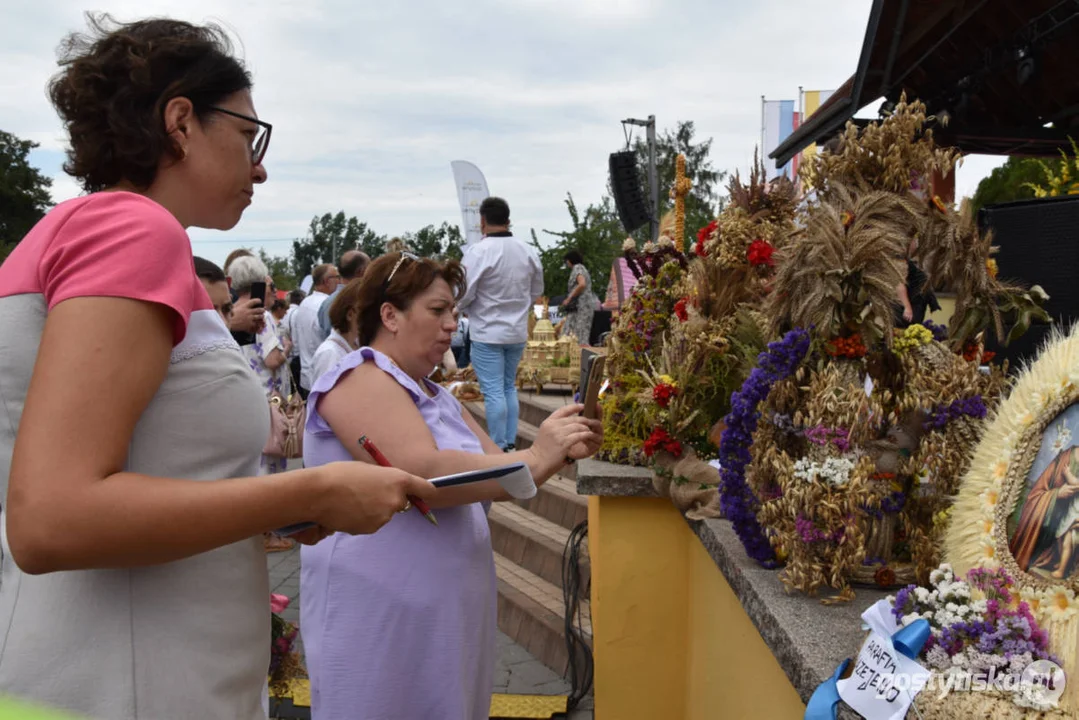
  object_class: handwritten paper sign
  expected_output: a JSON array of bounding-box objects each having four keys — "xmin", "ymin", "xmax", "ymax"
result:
[{"xmin": 836, "ymin": 630, "xmax": 929, "ymax": 720}]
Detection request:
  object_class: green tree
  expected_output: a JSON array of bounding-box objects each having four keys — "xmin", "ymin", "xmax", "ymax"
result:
[
  {"xmin": 0, "ymin": 130, "xmax": 53, "ymax": 261},
  {"xmin": 257, "ymin": 248, "xmax": 296, "ymax": 290},
  {"xmin": 531, "ymin": 194, "xmax": 624, "ymax": 299},
  {"xmin": 628, "ymin": 120, "xmax": 726, "ymax": 241},
  {"xmin": 401, "ymin": 222, "xmax": 465, "ymax": 261},
  {"xmin": 291, "ymin": 212, "xmax": 385, "ymax": 278},
  {"xmin": 970, "ymin": 157, "xmax": 1059, "ymax": 215}
]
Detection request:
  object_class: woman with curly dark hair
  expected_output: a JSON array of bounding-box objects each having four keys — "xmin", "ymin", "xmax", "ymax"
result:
[{"xmin": 0, "ymin": 15, "xmax": 434, "ymax": 720}]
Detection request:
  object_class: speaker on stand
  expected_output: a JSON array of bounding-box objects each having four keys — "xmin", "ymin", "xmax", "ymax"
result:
[{"xmin": 609, "ymin": 151, "xmax": 651, "ymax": 234}]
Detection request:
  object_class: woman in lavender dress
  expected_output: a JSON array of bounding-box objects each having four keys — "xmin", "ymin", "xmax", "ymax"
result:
[{"xmin": 300, "ymin": 253, "xmax": 604, "ymax": 719}]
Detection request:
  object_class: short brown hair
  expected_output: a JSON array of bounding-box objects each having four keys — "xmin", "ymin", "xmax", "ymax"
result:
[
  {"xmin": 49, "ymin": 15, "xmax": 252, "ymax": 193},
  {"xmin": 355, "ymin": 253, "xmax": 466, "ymax": 347},
  {"xmin": 328, "ymin": 278, "xmax": 365, "ymax": 335},
  {"xmin": 312, "ymin": 263, "xmax": 335, "ymax": 286}
]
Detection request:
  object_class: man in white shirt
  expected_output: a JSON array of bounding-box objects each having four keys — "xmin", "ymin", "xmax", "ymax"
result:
[
  {"xmin": 291, "ymin": 263, "xmax": 342, "ymax": 397},
  {"xmin": 459, "ymin": 197, "xmax": 544, "ymax": 451},
  {"xmin": 279, "ymin": 288, "xmax": 306, "ymax": 391}
]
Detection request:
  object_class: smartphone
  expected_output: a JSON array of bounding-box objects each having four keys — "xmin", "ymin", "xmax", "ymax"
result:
[
  {"xmin": 581, "ymin": 354, "xmax": 606, "ymax": 420},
  {"xmin": 249, "ymin": 281, "xmax": 267, "ymax": 308}
]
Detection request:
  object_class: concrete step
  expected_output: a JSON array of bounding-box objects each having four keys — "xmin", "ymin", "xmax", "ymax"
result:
[
  {"xmin": 517, "ymin": 388, "xmax": 575, "ymax": 428},
  {"xmin": 514, "ymin": 475, "xmax": 588, "ymax": 532},
  {"xmin": 495, "ymin": 551, "xmax": 592, "ymax": 678},
  {"xmin": 488, "ymin": 501, "xmax": 590, "ymax": 593},
  {"xmin": 465, "ymin": 402, "xmax": 577, "ymax": 483}
]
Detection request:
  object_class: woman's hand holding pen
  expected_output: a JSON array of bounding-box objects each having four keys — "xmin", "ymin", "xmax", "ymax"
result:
[{"xmin": 313, "ymin": 462, "xmax": 436, "ymax": 535}]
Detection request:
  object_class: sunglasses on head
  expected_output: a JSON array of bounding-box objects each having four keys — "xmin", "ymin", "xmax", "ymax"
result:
[{"xmin": 383, "ymin": 252, "xmax": 419, "ymax": 291}]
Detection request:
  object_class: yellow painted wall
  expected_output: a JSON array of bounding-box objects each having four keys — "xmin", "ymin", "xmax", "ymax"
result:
[
  {"xmin": 589, "ymin": 496, "xmax": 689, "ymax": 720},
  {"xmin": 589, "ymin": 495, "xmax": 806, "ymax": 720},
  {"xmin": 685, "ymin": 535, "xmax": 804, "ymax": 719}
]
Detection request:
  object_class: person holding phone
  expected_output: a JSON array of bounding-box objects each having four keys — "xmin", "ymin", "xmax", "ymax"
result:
[
  {"xmin": 229, "ymin": 256, "xmax": 297, "ymax": 551},
  {"xmin": 299, "ymin": 252, "xmax": 604, "ymax": 719},
  {"xmin": 0, "ymin": 16, "xmax": 436, "ymax": 720}
]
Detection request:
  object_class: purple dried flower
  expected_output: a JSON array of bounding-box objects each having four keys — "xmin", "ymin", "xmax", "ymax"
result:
[{"xmin": 719, "ymin": 328, "xmax": 811, "ymax": 567}]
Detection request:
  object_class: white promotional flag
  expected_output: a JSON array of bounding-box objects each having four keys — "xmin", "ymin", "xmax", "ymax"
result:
[{"xmin": 450, "ymin": 160, "xmax": 490, "ymax": 245}]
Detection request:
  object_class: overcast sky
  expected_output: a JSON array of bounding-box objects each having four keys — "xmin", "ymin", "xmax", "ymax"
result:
[{"xmin": 3, "ymin": 0, "xmax": 1004, "ymax": 268}]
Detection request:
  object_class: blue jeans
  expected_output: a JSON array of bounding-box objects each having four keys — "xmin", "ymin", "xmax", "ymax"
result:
[{"xmin": 470, "ymin": 341, "xmax": 526, "ymax": 449}]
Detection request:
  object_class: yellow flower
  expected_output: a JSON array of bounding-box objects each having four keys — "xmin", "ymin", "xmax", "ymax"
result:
[
  {"xmin": 991, "ymin": 459, "xmax": 1009, "ymax": 481},
  {"xmin": 657, "ymin": 375, "xmax": 676, "ymax": 387},
  {"xmin": 986, "ymin": 258, "xmax": 998, "ymax": 279},
  {"xmin": 1041, "ymin": 588, "xmax": 1079, "ymax": 621},
  {"xmin": 1020, "ymin": 588, "xmax": 1043, "ymax": 614}
]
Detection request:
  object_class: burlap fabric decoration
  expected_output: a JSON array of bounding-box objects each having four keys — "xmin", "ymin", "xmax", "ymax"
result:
[{"xmin": 650, "ymin": 448, "xmax": 723, "ymax": 520}]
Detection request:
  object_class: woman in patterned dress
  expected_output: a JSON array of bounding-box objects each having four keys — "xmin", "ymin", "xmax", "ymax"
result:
[
  {"xmin": 560, "ymin": 249, "xmax": 598, "ymax": 345},
  {"xmin": 0, "ymin": 16, "xmax": 433, "ymax": 720}
]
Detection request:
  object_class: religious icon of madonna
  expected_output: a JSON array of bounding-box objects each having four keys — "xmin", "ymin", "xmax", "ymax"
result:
[{"xmin": 1009, "ymin": 406, "xmax": 1079, "ymax": 581}]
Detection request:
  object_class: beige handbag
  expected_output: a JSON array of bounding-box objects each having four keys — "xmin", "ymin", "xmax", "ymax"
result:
[{"xmin": 263, "ymin": 393, "xmax": 305, "ymax": 459}]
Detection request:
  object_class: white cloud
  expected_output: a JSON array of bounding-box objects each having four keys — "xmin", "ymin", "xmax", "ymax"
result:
[{"xmin": 2, "ymin": 0, "xmax": 1007, "ymax": 269}]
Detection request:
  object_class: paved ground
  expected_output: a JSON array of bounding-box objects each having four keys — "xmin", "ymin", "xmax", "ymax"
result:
[{"xmin": 268, "ymin": 545, "xmax": 593, "ymax": 719}]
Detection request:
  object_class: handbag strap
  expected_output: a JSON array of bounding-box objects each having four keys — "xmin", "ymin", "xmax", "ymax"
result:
[{"xmin": 329, "ymin": 336, "xmax": 353, "ymax": 354}]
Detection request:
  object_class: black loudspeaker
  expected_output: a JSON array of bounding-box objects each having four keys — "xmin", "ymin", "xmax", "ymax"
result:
[
  {"xmin": 978, "ymin": 196, "xmax": 1079, "ymax": 368},
  {"xmin": 609, "ymin": 151, "xmax": 651, "ymax": 233}
]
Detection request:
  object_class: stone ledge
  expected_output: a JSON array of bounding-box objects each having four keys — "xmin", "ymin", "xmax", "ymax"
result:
[
  {"xmin": 575, "ymin": 458, "xmax": 657, "ymax": 497},
  {"xmin": 580, "ymin": 457, "xmax": 887, "ymax": 713}
]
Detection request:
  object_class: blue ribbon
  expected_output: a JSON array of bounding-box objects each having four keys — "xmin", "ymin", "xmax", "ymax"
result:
[
  {"xmin": 804, "ymin": 659, "xmax": 848, "ymax": 720},
  {"xmin": 803, "ymin": 619, "xmax": 931, "ymax": 720},
  {"xmin": 892, "ymin": 619, "xmax": 930, "ymax": 660}
]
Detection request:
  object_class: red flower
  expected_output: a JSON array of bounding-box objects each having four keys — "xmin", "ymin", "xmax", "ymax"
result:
[
  {"xmin": 652, "ymin": 383, "xmax": 679, "ymax": 408},
  {"xmin": 746, "ymin": 238, "xmax": 775, "ymax": 267},
  {"xmin": 697, "ymin": 220, "xmax": 718, "ymax": 243},
  {"xmin": 643, "ymin": 427, "xmax": 683, "ymax": 458},
  {"xmin": 826, "ymin": 334, "xmax": 867, "ymax": 359},
  {"xmin": 674, "ymin": 298, "xmax": 689, "ymax": 322},
  {"xmin": 694, "ymin": 237, "xmax": 708, "ymax": 257}
]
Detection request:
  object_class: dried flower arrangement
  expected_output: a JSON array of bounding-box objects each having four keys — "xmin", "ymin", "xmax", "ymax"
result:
[
  {"xmin": 721, "ymin": 101, "xmax": 1019, "ymax": 602},
  {"xmin": 597, "ymin": 242, "xmax": 686, "ymax": 466},
  {"xmin": 269, "ymin": 594, "xmax": 302, "ymax": 700},
  {"xmin": 886, "ymin": 564, "xmax": 1069, "ymax": 718},
  {"xmin": 917, "ymin": 198, "xmax": 1050, "ymax": 356}
]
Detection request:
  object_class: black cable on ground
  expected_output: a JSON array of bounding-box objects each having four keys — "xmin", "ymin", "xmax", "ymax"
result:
[{"xmin": 561, "ymin": 519, "xmax": 593, "ymax": 711}]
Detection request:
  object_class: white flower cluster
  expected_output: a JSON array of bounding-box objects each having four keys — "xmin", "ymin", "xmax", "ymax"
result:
[
  {"xmin": 894, "ymin": 565, "xmax": 987, "ymax": 631},
  {"xmin": 792, "ymin": 456, "xmax": 856, "ymax": 487}
]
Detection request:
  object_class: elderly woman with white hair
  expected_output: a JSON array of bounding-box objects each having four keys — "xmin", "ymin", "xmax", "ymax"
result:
[{"xmin": 228, "ymin": 255, "xmax": 295, "ymax": 552}]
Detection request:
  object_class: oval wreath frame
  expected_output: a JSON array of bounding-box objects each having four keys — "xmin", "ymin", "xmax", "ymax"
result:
[{"xmin": 945, "ymin": 324, "xmax": 1079, "ymax": 710}]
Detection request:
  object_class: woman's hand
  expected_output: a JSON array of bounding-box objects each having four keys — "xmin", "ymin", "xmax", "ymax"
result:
[
  {"xmin": 314, "ymin": 462, "xmax": 437, "ymax": 535},
  {"xmin": 529, "ymin": 404, "xmax": 602, "ymax": 476}
]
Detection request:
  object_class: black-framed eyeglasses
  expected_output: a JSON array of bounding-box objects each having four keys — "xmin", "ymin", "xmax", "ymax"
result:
[
  {"xmin": 208, "ymin": 106, "xmax": 272, "ymax": 165},
  {"xmin": 383, "ymin": 252, "xmax": 419, "ymax": 293}
]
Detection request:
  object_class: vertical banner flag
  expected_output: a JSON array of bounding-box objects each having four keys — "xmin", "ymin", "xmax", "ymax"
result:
[
  {"xmin": 450, "ymin": 161, "xmax": 490, "ymax": 246},
  {"xmin": 798, "ymin": 89, "xmax": 836, "ymax": 174},
  {"xmin": 762, "ymin": 98, "xmax": 797, "ymax": 180}
]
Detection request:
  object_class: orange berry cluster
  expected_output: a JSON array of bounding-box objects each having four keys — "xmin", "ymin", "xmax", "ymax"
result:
[{"xmin": 827, "ymin": 334, "xmax": 867, "ymax": 359}]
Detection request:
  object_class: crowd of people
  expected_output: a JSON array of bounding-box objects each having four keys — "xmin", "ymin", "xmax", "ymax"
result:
[{"xmin": 0, "ymin": 14, "xmax": 604, "ymax": 720}]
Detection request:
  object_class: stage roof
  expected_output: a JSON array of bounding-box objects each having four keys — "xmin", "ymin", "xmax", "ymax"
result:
[{"xmin": 771, "ymin": 0, "xmax": 1079, "ymax": 165}]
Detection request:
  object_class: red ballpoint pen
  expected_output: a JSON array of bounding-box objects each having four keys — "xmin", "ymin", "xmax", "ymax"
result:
[{"xmin": 358, "ymin": 435, "xmax": 438, "ymax": 527}]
